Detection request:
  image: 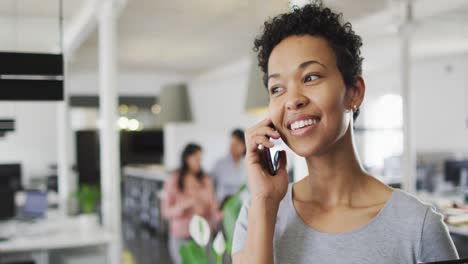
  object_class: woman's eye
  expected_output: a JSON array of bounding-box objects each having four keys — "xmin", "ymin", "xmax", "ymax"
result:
[
  {"xmin": 304, "ymin": 74, "xmax": 320, "ymax": 83},
  {"xmin": 270, "ymin": 87, "xmax": 284, "ymax": 95}
]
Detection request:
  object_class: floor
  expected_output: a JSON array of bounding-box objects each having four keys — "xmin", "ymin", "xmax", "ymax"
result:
[
  {"xmin": 122, "ymin": 217, "xmax": 468, "ymax": 264},
  {"xmin": 123, "ymin": 218, "xmax": 173, "ymax": 264},
  {"xmin": 452, "ymin": 234, "xmax": 468, "ymax": 259}
]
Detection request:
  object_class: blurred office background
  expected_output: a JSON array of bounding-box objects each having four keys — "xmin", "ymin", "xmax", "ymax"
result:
[{"xmin": 0, "ymin": 0, "xmax": 467, "ymax": 263}]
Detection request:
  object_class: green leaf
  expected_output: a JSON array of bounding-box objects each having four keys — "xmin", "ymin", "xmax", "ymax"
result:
[
  {"xmin": 75, "ymin": 184, "xmax": 100, "ymax": 214},
  {"xmin": 180, "ymin": 241, "xmax": 209, "ymax": 264},
  {"xmin": 211, "ymin": 242, "xmax": 223, "ymax": 264},
  {"xmin": 222, "ymin": 184, "xmax": 246, "ymax": 254}
]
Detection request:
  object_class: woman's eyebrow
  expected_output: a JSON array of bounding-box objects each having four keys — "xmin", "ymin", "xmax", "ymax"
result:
[
  {"xmin": 267, "ymin": 73, "xmax": 280, "ymax": 83},
  {"xmin": 267, "ymin": 60, "xmax": 327, "ymax": 82},
  {"xmin": 299, "ymin": 60, "xmax": 327, "ymax": 70}
]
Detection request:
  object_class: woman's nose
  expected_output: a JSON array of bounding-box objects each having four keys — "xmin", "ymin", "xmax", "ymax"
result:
[{"xmin": 285, "ymin": 92, "xmax": 309, "ymax": 111}]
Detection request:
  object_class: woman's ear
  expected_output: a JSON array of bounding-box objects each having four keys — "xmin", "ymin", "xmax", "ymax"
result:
[{"xmin": 346, "ymin": 76, "xmax": 366, "ymax": 109}]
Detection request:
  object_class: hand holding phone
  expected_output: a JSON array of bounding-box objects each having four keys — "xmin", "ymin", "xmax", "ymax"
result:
[
  {"xmin": 258, "ymin": 124, "xmax": 280, "ymax": 176},
  {"xmin": 245, "ymin": 118, "xmax": 289, "ymax": 205}
]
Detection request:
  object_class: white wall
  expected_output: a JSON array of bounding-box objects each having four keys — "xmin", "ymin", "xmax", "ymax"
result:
[
  {"xmin": 410, "ymin": 54, "xmax": 468, "ymax": 153},
  {"xmin": 67, "ymin": 70, "xmax": 186, "ymax": 96},
  {"xmin": 0, "ymin": 16, "xmax": 60, "ymax": 53},
  {"xmin": 364, "ymin": 53, "xmax": 468, "ymax": 154},
  {"xmin": 187, "ymin": 57, "xmax": 261, "ymax": 129},
  {"xmin": 0, "ymin": 102, "xmax": 58, "ymax": 186},
  {"xmin": 164, "ymin": 123, "xmax": 230, "ymax": 172}
]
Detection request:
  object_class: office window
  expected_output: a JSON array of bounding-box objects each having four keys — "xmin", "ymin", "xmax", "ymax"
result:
[{"xmin": 360, "ymin": 94, "xmax": 403, "ymax": 183}]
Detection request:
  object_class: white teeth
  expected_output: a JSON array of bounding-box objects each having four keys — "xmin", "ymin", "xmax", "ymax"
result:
[{"xmin": 290, "ymin": 118, "xmax": 318, "ymax": 130}]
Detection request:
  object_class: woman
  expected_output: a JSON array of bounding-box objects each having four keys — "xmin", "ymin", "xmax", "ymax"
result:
[
  {"xmin": 162, "ymin": 143, "xmax": 222, "ymax": 264},
  {"xmin": 232, "ymin": 2, "xmax": 458, "ymax": 264}
]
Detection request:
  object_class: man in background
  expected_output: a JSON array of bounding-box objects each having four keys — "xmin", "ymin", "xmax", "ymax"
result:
[{"xmin": 211, "ymin": 129, "xmax": 246, "ymax": 202}]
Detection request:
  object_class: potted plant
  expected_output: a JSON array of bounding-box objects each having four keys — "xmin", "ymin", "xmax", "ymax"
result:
[
  {"xmin": 180, "ymin": 185, "xmax": 246, "ymax": 264},
  {"xmin": 75, "ymin": 184, "xmax": 100, "ymax": 230}
]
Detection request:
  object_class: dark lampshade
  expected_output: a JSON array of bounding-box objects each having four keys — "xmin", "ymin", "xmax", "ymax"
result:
[
  {"xmin": 245, "ymin": 56, "xmax": 269, "ymax": 114},
  {"xmin": 158, "ymin": 83, "xmax": 192, "ymax": 124}
]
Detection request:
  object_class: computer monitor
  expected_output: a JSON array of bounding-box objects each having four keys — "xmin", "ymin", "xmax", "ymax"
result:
[
  {"xmin": 444, "ymin": 160, "xmax": 468, "ymax": 186},
  {"xmin": 22, "ymin": 190, "xmax": 47, "ymax": 218},
  {"xmin": 121, "ymin": 130, "xmax": 164, "ymax": 165},
  {"xmin": 76, "ymin": 129, "xmax": 165, "ymax": 186},
  {"xmin": 0, "ymin": 163, "xmax": 22, "ymax": 191},
  {"xmin": 76, "ymin": 130, "xmax": 100, "ymax": 185},
  {"xmin": 0, "ymin": 189, "xmax": 15, "ymax": 219}
]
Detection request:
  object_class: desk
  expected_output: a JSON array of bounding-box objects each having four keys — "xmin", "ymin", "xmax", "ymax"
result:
[
  {"xmin": 0, "ymin": 211, "xmax": 113, "ymax": 264},
  {"xmin": 417, "ymin": 192, "xmax": 468, "ymax": 238},
  {"xmin": 449, "ymin": 225, "xmax": 468, "ymax": 237},
  {"xmin": 122, "ymin": 165, "xmax": 168, "ymax": 235}
]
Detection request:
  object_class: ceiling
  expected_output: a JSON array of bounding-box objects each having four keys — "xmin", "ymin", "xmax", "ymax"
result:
[
  {"xmin": 72, "ymin": 0, "xmax": 292, "ymax": 74},
  {"xmin": 69, "ymin": 0, "xmax": 388, "ymax": 74},
  {"xmin": 2, "ymin": 0, "xmax": 468, "ymax": 75},
  {"xmin": 0, "ymin": 0, "xmax": 80, "ymax": 17}
]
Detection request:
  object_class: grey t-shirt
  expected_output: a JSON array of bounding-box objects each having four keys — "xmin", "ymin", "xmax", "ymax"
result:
[{"xmin": 232, "ymin": 184, "xmax": 459, "ymax": 263}]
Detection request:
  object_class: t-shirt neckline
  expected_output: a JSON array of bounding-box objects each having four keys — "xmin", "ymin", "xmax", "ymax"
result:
[{"xmin": 288, "ymin": 183, "xmax": 397, "ymax": 237}]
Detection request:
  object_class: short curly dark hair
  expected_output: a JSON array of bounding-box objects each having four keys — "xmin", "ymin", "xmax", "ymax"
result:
[{"xmin": 253, "ymin": 1, "xmax": 363, "ymax": 120}]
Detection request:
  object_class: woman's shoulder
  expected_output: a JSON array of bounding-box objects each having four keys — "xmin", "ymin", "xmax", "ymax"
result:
[
  {"xmin": 385, "ymin": 188, "xmax": 438, "ymax": 226},
  {"xmin": 165, "ymin": 170, "xmax": 181, "ymax": 186},
  {"xmin": 201, "ymin": 172, "xmax": 214, "ymax": 184},
  {"xmin": 390, "ymin": 189, "xmax": 457, "ymax": 260},
  {"xmin": 391, "ymin": 189, "xmax": 434, "ymax": 213},
  {"xmin": 168, "ymin": 169, "xmax": 179, "ymax": 179}
]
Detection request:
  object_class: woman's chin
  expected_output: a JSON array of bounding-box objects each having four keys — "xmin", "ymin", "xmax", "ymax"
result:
[{"xmin": 289, "ymin": 142, "xmax": 323, "ymax": 158}]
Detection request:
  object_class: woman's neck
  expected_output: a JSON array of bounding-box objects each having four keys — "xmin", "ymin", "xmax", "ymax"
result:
[{"xmin": 301, "ymin": 127, "xmax": 368, "ymax": 208}]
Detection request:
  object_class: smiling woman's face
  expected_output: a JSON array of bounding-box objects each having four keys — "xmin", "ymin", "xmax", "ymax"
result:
[{"xmin": 267, "ymin": 35, "xmax": 356, "ymax": 157}]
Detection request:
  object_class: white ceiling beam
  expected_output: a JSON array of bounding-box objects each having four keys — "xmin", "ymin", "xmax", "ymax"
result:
[
  {"xmin": 64, "ymin": 0, "xmax": 127, "ymax": 60},
  {"xmin": 362, "ymin": 34, "xmax": 468, "ymax": 74},
  {"xmin": 352, "ymin": 0, "xmax": 468, "ymax": 39},
  {"xmin": 412, "ymin": 0, "xmax": 468, "ymax": 20},
  {"xmin": 63, "ymin": 0, "xmax": 99, "ymax": 59}
]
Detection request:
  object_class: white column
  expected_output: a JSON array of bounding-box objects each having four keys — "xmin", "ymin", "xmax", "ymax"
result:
[
  {"xmin": 56, "ymin": 97, "xmax": 71, "ymax": 213},
  {"xmin": 57, "ymin": 58, "xmax": 76, "ymax": 214},
  {"xmin": 401, "ymin": 1, "xmax": 416, "ymax": 193},
  {"xmin": 98, "ymin": 1, "xmax": 122, "ymax": 263}
]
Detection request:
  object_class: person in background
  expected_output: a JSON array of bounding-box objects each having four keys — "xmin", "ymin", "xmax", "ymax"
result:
[
  {"xmin": 161, "ymin": 143, "xmax": 223, "ymax": 264},
  {"xmin": 211, "ymin": 129, "xmax": 247, "ymax": 202}
]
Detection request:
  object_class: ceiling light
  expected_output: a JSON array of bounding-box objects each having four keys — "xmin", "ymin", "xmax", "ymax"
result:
[
  {"xmin": 128, "ymin": 119, "xmax": 140, "ymax": 131},
  {"xmin": 128, "ymin": 105, "xmax": 139, "ymax": 114},
  {"xmin": 119, "ymin": 104, "xmax": 129, "ymax": 114},
  {"xmin": 118, "ymin": 116, "xmax": 129, "ymax": 130},
  {"xmin": 151, "ymin": 104, "xmax": 161, "ymax": 114}
]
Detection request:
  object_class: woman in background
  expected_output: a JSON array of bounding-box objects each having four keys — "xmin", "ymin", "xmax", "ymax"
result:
[{"xmin": 162, "ymin": 143, "xmax": 222, "ymax": 264}]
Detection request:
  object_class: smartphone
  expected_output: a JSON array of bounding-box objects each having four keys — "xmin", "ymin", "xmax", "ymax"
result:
[{"xmin": 258, "ymin": 124, "xmax": 281, "ymax": 176}]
